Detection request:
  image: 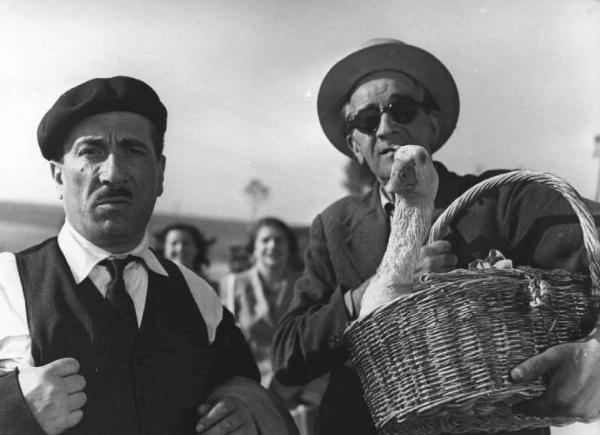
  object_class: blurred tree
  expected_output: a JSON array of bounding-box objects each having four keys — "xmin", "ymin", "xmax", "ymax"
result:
[
  {"xmin": 244, "ymin": 178, "xmax": 270, "ymax": 221},
  {"xmin": 342, "ymin": 160, "xmax": 376, "ymax": 195}
]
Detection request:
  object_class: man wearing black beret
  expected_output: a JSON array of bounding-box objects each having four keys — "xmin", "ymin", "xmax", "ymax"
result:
[{"xmin": 0, "ymin": 76, "xmax": 298, "ymax": 435}]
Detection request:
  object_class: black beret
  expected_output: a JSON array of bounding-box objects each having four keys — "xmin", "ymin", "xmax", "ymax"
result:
[{"xmin": 37, "ymin": 76, "xmax": 167, "ymax": 160}]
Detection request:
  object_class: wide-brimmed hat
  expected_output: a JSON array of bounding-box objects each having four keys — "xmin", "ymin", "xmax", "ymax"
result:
[{"xmin": 317, "ymin": 39, "xmax": 459, "ymax": 157}]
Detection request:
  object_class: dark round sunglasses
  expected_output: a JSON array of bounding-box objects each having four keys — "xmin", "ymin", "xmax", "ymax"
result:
[{"xmin": 346, "ymin": 95, "xmax": 422, "ymax": 135}]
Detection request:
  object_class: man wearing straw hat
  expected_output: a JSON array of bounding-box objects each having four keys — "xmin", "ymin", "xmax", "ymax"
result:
[{"xmin": 273, "ymin": 39, "xmax": 600, "ymax": 434}]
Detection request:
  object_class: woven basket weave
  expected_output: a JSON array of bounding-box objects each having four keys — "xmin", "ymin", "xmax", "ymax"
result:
[{"xmin": 343, "ymin": 170, "xmax": 600, "ymax": 434}]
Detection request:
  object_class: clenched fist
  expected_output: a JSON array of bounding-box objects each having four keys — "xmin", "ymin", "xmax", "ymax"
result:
[{"xmin": 18, "ymin": 357, "xmax": 87, "ymax": 435}]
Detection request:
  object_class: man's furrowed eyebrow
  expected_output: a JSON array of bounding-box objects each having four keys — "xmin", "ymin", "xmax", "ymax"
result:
[
  {"xmin": 73, "ymin": 136, "xmax": 105, "ymax": 146},
  {"xmin": 119, "ymin": 138, "xmax": 151, "ymax": 149}
]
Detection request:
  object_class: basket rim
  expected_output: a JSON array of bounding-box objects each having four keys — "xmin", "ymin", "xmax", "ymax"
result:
[{"xmin": 343, "ymin": 265, "xmax": 590, "ymax": 334}]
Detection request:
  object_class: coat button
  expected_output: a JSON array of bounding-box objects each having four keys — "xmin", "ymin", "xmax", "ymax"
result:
[{"xmin": 327, "ymin": 333, "xmax": 344, "ymax": 350}]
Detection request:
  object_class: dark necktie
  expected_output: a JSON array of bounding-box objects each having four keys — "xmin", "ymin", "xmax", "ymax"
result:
[
  {"xmin": 384, "ymin": 202, "xmax": 395, "ymax": 219},
  {"xmin": 100, "ymin": 256, "xmax": 139, "ymax": 331}
]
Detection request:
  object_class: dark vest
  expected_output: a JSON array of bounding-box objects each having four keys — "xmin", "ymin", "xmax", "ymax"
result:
[{"xmin": 16, "ymin": 238, "xmax": 224, "ymax": 435}]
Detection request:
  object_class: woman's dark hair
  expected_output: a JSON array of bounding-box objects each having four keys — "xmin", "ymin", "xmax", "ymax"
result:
[
  {"xmin": 155, "ymin": 223, "xmax": 216, "ymax": 270},
  {"xmin": 245, "ymin": 217, "xmax": 299, "ymax": 263}
]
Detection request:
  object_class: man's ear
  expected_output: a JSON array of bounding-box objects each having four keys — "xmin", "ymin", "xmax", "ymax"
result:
[
  {"xmin": 49, "ymin": 161, "xmax": 64, "ymax": 200},
  {"xmin": 345, "ymin": 134, "xmax": 364, "ymax": 165},
  {"xmin": 156, "ymin": 155, "xmax": 166, "ymax": 197},
  {"xmin": 428, "ymin": 110, "xmax": 442, "ymax": 146}
]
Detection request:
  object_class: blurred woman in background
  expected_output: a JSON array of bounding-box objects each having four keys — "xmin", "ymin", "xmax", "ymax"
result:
[
  {"xmin": 220, "ymin": 217, "xmax": 326, "ymax": 435},
  {"xmin": 156, "ymin": 223, "xmax": 217, "ymax": 287}
]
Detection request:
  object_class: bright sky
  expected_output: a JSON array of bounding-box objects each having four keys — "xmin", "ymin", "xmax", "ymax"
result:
[{"xmin": 1, "ymin": 0, "xmax": 599, "ymax": 225}]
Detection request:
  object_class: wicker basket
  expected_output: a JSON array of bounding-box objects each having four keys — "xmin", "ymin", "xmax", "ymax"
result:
[{"xmin": 343, "ymin": 170, "xmax": 600, "ymax": 434}]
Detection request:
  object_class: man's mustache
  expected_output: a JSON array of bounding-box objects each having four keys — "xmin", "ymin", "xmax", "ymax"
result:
[{"xmin": 95, "ymin": 187, "xmax": 133, "ymax": 201}]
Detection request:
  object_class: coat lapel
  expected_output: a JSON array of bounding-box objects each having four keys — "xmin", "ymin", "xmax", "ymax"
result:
[{"xmin": 342, "ymin": 188, "xmax": 389, "ymax": 281}]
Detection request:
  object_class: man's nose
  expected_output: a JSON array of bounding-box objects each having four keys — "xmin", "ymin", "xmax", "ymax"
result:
[
  {"xmin": 376, "ymin": 112, "xmax": 400, "ymax": 138},
  {"xmin": 99, "ymin": 152, "xmax": 128, "ymax": 184}
]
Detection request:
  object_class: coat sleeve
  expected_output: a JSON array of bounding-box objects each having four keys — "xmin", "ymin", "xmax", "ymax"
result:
[
  {"xmin": 209, "ymin": 308, "xmax": 261, "ymax": 388},
  {"xmin": 0, "ymin": 252, "xmax": 44, "ymax": 434},
  {"xmin": 450, "ymin": 180, "xmax": 600, "ymax": 274},
  {"xmin": 434, "ymin": 164, "xmax": 600, "ymax": 275},
  {"xmin": 272, "ymin": 214, "xmax": 352, "ymax": 386},
  {"xmin": 0, "ymin": 371, "xmax": 45, "ymax": 435},
  {"xmin": 497, "ymin": 181, "xmax": 600, "ymax": 274}
]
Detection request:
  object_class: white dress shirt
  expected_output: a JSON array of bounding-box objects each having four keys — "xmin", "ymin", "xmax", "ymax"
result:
[
  {"xmin": 0, "ymin": 221, "xmax": 223, "ymax": 373},
  {"xmin": 59, "ymin": 219, "xmax": 168, "ymax": 327}
]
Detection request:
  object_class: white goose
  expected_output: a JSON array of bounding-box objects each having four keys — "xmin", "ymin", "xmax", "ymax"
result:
[{"xmin": 359, "ymin": 145, "xmax": 440, "ymax": 317}]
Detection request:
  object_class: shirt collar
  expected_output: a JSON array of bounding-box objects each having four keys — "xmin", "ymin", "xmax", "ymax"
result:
[{"xmin": 58, "ymin": 220, "xmax": 168, "ymax": 284}]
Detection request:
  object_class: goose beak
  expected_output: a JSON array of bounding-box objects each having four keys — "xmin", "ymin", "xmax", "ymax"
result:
[{"xmin": 386, "ymin": 160, "xmax": 417, "ymax": 194}]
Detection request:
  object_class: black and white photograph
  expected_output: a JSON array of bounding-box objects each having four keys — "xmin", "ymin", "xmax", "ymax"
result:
[{"xmin": 0, "ymin": 1, "xmax": 599, "ymax": 434}]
